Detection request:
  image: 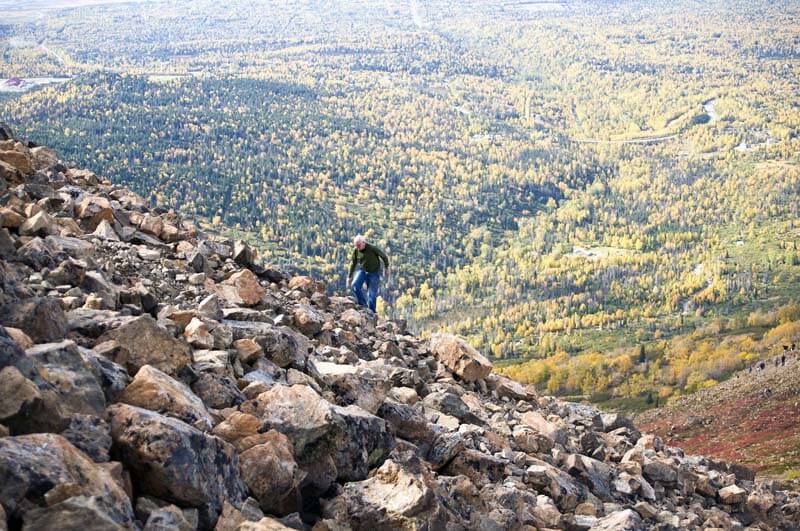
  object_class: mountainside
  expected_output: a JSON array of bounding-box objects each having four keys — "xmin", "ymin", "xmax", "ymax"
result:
[
  {"xmin": 3, "ymin": 0, "xmax": 800, "ymax": 394},
  {"xmin": 637, "ymin": 356, "xmax": 800, "ymax": 479},
  {"xmin": 2, "ymin": 127, "xmax": 800, "ymax": 530}
]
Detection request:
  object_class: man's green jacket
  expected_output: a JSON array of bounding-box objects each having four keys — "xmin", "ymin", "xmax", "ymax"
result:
[{"xmin": 349, "ymin": 243, "xmax": 389, "ymax": 277}]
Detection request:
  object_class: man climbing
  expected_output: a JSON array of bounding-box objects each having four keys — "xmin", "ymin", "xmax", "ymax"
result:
[{"xmin": 348, "ymin": 234, "xmax": 390, "ymax": 313}]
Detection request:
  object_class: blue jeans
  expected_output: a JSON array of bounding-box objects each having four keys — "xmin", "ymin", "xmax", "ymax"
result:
[{"xmin": 351, "ymin": 269, "xmax": 381, "ymax": 312}]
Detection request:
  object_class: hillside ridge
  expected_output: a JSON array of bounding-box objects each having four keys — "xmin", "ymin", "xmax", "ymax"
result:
[
  {"xmin": 1, "ymin": 124, "xmax": 799, "ymax": 530},
  {"xmin": 637, "ymin": 355, "xmax": 800, "ymax": 478}
]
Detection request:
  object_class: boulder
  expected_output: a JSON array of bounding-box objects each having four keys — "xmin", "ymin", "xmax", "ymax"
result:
[
  {"xmin": 19, "ymin": 211, "xmax": 57, "ymax": 237},
  {"xmin": 0, "ymin": 207, "xmax": 24, "ymax": 228},
  {"xmin": 287, "ymin": 276, "xmax": 316, "ymax": 294},
  {"xmin": 225, "ymin": 321, "xmax": 307, "ymax": 368},
  {"xmin": 0, "ymin": 365, "xmax": 69, "ymax": 436},
  {"xmin": 138, "ymin": 214, "xmax": 163, "ymax": 238},
  {"xmin": 377, "ymin": 399, "xmax": 435, "ymax": 444},
  {"xmin": 47, "ymin": 258, "xmax": 87, "ymax": 286},
  {"xmin": 61, "ymin": 414, "xmax": 112, "ymax": 463},
  {"xmin": 30, "ymin": 146, "xmax": 58, "ymax": 171},
  {"xmin": 520, "ymin": 410, "xmax": 566, "ymax": 446},
  {"xmin": 143, "ymin": 504, "xmax": 194, "ymax": 531},
  {"xmin": 242, "ymin": 384, "xmax": 345, "ymax": 464},
  {"xmin": 429, "ymin": 333, "xmax": 492, "ymax": 382},
  {"xmin": 76, "ymin": 196, "xmax": 114, "ymax": 230},
  {"xmin": 193, "ymin": 371, "xmax": 245, "ymax": 410},
  {"xmin": 21, "ymin": 495, "xmax": 131, "ymax": 531},
  {"xmin": 0, "ymin": 434, "xmax": 135, "ymax": 528},
  {"xmin": 0, "ymin": 159, "xmax": 23, "ymax": 185},
  {"xmin": 642, "ymin": 459, "xmax": 677, "ymax": 485},
  {"xmin": 45, "ymin": 236, "xmax": 96, "ymax": 260},
  {"xmin": 238, "ymin": 518, "xmax": 296, "ymax": 531},
  {"xmin": 118, "ymin": 365, "xmax": 213, "ymax": 431},
  {"xmin": 0, "ymin": 149, "xmax": 33, "ymax": 175},
  {"xmin": 184, "ymin": 317, "xmax": 215, "ymax": 349},
  {"xmin": 422, "ymin": 390, "xmax": 484, "ymax": 425},
  {"xmin": 333, "ymin": 405, "xmax": 395, "ymax": 482},
  {"xmin": 718, "ymin": 484, "xmax": 747, "ymax": 504},
  {"xmin": 232, "ymin": 241, "xmax": 256, "ymax": 266},
  {"xmin": 322, "ymin": 455, "xmax": 453, "ymax": 530},
  {"xmin": 211, "ymin": 412, "xmax": 269, "ymax": 453},
  {"xmin": 98, "ymin": 315, "xmax": 191, "ymax": 376},
  {"xmin": 589, "ymin": 509, "xmax": 644, "ymax": 530},
  {"xmin": 108, "ymin": 404, "xmax": 246, "ymax": 526},
  {"xmin": 234, "ymin": 338, "xmax": 263, "ymax": 364},
  {"xmin": 238, "ymin": 430, "xmax": 304, "ymax": 515},
  {"xmin": 26, "ymin": 340, "xmax": 106, "ymax": 417},
  {"xmin": 292, "ymin": 304, "xmax": 325, "ymax": 337},
  {"xmin": 317, "ymin": 362, "xmax": 392, "ymax": 415},
  {"xmin": 0, "ymin": 297, "xmax": 68, "ymax": 343},
  {"xmin": 443, "ymin": 449, "xmax": 507, "ymax": 487},
  {"xmin": 217, "ymin": 269, "xmax": 265, "ymax": 307},
  {"xmin": 93, "ymin": 219, "xmax": 120, "ymax": 240},
  {"xmin": 197, "ymin": 294, "xmax": 222, "ymax": 320}
]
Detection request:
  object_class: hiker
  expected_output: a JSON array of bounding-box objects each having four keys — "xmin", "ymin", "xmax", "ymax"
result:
[
  {"xmin": 759, "ymin": 361, "xmax": 766, "ymax": 371},
  {"xmin": 348, "ymin": 234, "xmax": 390, "ymax": 313},
  {"xmin": 782, "ymin": 354, "xmax": 786, "ymax": 366}
]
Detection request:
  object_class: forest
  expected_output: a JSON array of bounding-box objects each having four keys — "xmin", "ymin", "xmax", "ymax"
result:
[{"xmin": 2, "ymin": 0, "xmax": 799, "ymax": 408}]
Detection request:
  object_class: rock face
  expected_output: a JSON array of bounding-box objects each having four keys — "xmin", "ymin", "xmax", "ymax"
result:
[
  {"xmin": 429, "ymin": 333, "xmax": 493, "ymax": 382},
  {"xmin": 0, "ymin": 130, "xmax": 798, "ymax": 531}
]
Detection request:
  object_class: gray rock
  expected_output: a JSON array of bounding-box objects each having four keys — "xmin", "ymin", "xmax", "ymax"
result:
[
  {"xmin": 118, "ymin": 364, "xmax": 213, "ymax": 431},
  {"xmin": 98, "ymin": 315, "xmax": 192, "ymax": 377},
  {"xmin": 0, "ymin": 434, "xmax": 135, "ymax": 528},
  {"xmin": 241, "ymin": 384, "xmax": 345, "ymax": 464},
  {"xmin": 60, "ymin": 414, "xmax": 112, "ymax": 463},
  {"xmin": 589, "ymin": 509, "xmax": 644, "ymax": 530},
  {"xmin": 0, "ymin": 297, "xmax": 68, "ymax": 343},
  {"xmin": 22, "ymin": 495, "xmax": 130, "ymax": 531},
  {"xmin": 333, "ymin": 404, "xmax": 395, "ymax": 482},
  {"xmin": 429, "ymin": 333, "xmax": 492, "ymax": 382},
  {"xmin": 26, "ymin": 340, "xmax": 106, "ymax": 417},
  {"xmin": 108, "ymin": 404, "xmax": 246, "ymax": 527},
  {"xmin": 238, "ymin": 430, "xmax": 304, "ymax": 516}
]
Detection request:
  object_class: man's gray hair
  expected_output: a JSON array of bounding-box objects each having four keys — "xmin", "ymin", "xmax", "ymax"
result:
[{"xmin": 354, "ymin": 234, "xmax": 366, "ymax": 245}]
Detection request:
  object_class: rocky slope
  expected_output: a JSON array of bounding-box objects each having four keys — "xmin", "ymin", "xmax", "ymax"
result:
[
  {"xmin": 637, "ymin": 359, "xmax": 800, "ymax": 479},
  {"xmin": 0, "ymin": 123, "xmax": 799, "ymax": 531}
]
